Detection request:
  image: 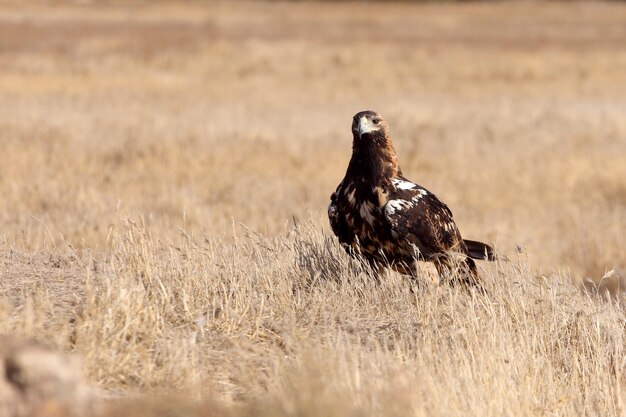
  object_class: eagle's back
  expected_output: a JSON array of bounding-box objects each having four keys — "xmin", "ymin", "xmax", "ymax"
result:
[
  {"xmin": 328, "ymin": 175, "xmax": 467, "ymax": 268},
  {"xmin": 384, "ymin": 177, "xmax": 466, "ymax": 259}
]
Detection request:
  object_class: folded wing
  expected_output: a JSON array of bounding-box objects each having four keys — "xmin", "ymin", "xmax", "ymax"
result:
[{"xmin": 384, "ymin": 178, "xmax": 466, "ymax": 258}]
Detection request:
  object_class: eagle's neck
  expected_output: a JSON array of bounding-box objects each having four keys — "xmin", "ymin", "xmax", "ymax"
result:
[{"xmin": 347, "ymin": 133, "xmax": 400, "ymax": 189}]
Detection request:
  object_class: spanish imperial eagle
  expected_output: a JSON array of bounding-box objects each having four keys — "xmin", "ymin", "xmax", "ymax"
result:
[{"xmin": 328, "ymin": 110, "xmax": 496, "ymax": 287}]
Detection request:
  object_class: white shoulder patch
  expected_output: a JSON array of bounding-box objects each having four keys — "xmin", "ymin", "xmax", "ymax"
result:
[
  {"xmin": 392, "ymin": 178, "xmax": 417, "ymax": 190},
  {"xmin": 385, "ymin": 199, "xmax": 414, "ymax": 216}
]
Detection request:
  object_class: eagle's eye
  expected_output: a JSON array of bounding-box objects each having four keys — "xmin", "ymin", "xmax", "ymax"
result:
[{"xmin": 373, "ymin": 118, "xmax": 381, "ymax": 125}]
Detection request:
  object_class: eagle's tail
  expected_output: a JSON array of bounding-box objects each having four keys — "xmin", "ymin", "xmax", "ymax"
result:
[{"xmin": 463, "ymin": 239, "xmax": 498, "ymax": 261}]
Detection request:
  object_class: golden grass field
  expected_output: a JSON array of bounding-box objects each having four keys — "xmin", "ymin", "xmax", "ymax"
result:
[{"xmin": 0, "ymin": 1, "xmax": 625, "ymax": 415}]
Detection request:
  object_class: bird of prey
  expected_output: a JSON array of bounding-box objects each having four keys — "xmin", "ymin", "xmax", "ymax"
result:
[{"xmin": 328, "ymin": 110, "xmax": 496, "ymax": 288}]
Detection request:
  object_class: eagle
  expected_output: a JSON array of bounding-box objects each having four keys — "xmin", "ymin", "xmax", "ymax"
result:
[{"xmin": 328, "ymin": 110, "xmax": 496, "ymax": 288}]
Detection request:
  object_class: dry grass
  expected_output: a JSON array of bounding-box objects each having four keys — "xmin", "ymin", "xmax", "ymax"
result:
[{"xmin": 0, "ymin": 1, "xmax": 625, "ymax": 415}]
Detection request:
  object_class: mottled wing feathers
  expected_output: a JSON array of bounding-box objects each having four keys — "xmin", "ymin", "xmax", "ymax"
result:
[
  {"xmin": 384, "ymin": 177, "xmax": 465, "ymax": 258},
  {"xmin": 328, "ymin": 185, "xmax": 353, "ymax": 247},
  {"xmin": 328, "ymin": 190, "xmax": 340, "ymax": 235}
]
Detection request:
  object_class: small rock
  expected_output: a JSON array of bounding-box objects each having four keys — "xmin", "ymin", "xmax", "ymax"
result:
[{"xmin": 0, "ymin": 336, "xmax": 94, "ymax": 417}]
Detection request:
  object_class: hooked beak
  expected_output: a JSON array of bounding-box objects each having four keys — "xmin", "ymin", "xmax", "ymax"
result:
[{"xmin": 358, "ymin": 117, "xmax": 370, "ymax": 138}]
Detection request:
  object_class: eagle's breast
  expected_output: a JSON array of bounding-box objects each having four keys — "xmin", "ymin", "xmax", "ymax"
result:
[{"xmin": 330, "ymin": 177, "xmax": 417, "ymax": 265}]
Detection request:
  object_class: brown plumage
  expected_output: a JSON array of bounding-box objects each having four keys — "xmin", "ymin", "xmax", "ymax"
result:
[{"xmin": 328, "ymin": 110, "xmax": 496, "ymax": 288}]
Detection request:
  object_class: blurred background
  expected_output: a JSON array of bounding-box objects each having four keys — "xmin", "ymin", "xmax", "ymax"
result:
[{"xmin": 0, "ymin": 0, "xmax": 625, "ymax": 287}]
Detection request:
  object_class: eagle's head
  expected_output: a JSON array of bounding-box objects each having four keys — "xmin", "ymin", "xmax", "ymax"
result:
[
  {"xmin": 351, "ymin": 110, "xmax": 390, "ymax": 143},
  {"xmin": 349, "ymin": 110, "xmax": 400, "ymax": 179}
]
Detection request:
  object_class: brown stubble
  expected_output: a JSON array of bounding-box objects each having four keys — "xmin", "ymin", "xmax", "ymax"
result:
[{"xmin": 0, "ymin": 1, "xmax": 625, "ymax": 416}]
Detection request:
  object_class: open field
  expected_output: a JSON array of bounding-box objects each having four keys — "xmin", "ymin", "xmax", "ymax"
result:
[{"xmin": 0, "ymin": 1, "xmax": 625, "ymax": 416}]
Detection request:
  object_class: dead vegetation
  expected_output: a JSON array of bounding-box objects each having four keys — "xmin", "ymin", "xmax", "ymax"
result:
[
  {"xmin": 2, "ymin": 220, "xmax": 625, "ymax": 416},
  {"xmin": 0, "ymin": 1, "xmax": 625, "ymax": 416}
]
